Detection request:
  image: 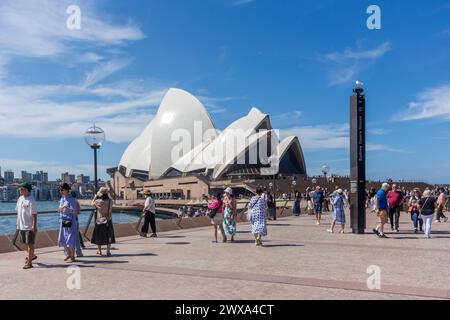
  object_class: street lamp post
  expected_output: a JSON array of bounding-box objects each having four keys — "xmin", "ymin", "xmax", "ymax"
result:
[
  {"xmin": 322, "ymin": 165, "xmax": 329, "ymax": 181},
  {"xmin": 83, "ymin": 124, "xmax": 105, "ymax": 240},
  {"xmin": 291, "ymin": 180, "xmax": 297, "ymax": 200},
  {"xmin": 84, "ymin": 125, "xmax": 105, "ymax": 194}
]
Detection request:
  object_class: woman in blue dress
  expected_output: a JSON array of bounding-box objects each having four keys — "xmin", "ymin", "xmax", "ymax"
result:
[
  {"xmin": 292, "ymin": 191, "xmax": 301, "ymax": 216},
  {"xmin": 327, "ymin": 189, "xmax": 346, "ymax": 234},
  {"xmin": 248, "ymin": 188, "xmax": 268, "ymax": 246},
  {"xmin": 57, "ymin": 183, "xmax": 78, "ymax": 263}
]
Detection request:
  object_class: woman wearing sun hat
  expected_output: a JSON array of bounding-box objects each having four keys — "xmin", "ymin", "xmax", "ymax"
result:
[
  {"xmin": 223, "ymin": 187, "xmax": 237, "ymax": 242},
  {"xmin": 327, "ymin": 189, "xmax": 346, "ymax": 234},
  {"xmin": 91, "ymin": 187, "xmax": 115, "ymax": 256}
]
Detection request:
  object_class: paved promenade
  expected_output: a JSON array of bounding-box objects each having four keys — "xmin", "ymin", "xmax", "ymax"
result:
[{"xmin": 1, "ymin": 210, "xmax": 449, "ymax": 300}]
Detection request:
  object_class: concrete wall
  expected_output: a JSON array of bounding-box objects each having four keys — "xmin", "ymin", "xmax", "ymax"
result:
[{"xmin": 0, "ymin": 207, "xmax": 293, "ymax": 254}]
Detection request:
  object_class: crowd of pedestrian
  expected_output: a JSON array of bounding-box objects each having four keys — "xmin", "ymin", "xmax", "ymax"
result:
[
  {"xmin": 371, "ymin": 184, "xmax": 448, "ymax": 238},
  {"xmin": 14, "ymin": 179, "xmax": 449, "ymax": 270},
  {"xmin": 15, "ymin": 182, "xmax": 116, "ymax": 269}
]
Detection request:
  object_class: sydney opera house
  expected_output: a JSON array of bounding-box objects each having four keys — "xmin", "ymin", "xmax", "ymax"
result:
[{"xmin": 108, "ymin": 88, "xmax": 307, "ymax": 200}]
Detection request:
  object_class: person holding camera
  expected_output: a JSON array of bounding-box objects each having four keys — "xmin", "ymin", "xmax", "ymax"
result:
[{"xmin": 91, "ymin": 187, "xmax": 115, "ymax": 256}]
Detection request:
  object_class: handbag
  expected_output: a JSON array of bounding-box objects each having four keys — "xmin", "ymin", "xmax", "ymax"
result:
[
  {"xmin": 61, "ymin": 220, "xmax": 72, "ymax": 228},
  {"xmin": 209, "ymin": 201, "xmax": 222, "ymax": 219},
  {"xmin": 96, "ymin": 217, "xmax": 108, "ymax": 225},
  {"xmin": 246, "ymin": 209, "xmax": 252, "ymax": 222}
]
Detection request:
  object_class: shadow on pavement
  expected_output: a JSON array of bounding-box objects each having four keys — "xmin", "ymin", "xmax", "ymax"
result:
[
  {"xmin": 262, "ymin": 243, "xmax": 304, "ymax": 248},
  {"xmin": 105, "ymin": 253, "xmax": 157, "ymax": 258},
  {"xmin": 159, "ymin": 235, "xmax": 186, "ymax": 239},
  {"xmin": 35, "ymin": 262, "xmax": 96, "ymax": 269},
  {"xmin": 165, "ymin": 242, "xmax": 191, "ymax": 245},
  {"xmin": 232, "ymin": 240, "xmax": 272, "ymax": 244}
]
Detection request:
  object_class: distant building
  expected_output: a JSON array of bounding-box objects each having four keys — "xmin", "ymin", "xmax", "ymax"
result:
[
  {"xmin": 21, "ymin": 171, "xmax": 32, "ymax": 182},
  {"xmin": 0, "ymin": 185, "xmax": 19, "ymax": 201},
  {"xmin": 4, "ymin": 170, "xmax": 14, "ymax": 183},
  {"xmin": 76, "ymin": 174, "xmax": 90, "ymax": 184},
  {"xmin": 31, "ymin": 171, "xmax": 48, "ymax": 183},
  {"xmin": 61, "ymin": 172, "xmax": 76, "ymax": 184}
]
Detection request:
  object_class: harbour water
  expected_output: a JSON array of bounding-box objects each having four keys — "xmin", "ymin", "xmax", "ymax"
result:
[{"xmin": 0, "ymin": 201, "xmax": 158, "ymax": 235}]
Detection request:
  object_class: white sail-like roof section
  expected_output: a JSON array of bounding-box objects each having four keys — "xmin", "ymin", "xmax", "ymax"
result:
[
  {"xmin": 119, "ymin": 88, "xmax": 217, "ymax": 178},
  {"xmin": 170, "ymin": 107, "xmax": 271, "ymax": 175},
  {"xmin": 278, "ymin": 136, "xmax": 307, "ymax": 175}
]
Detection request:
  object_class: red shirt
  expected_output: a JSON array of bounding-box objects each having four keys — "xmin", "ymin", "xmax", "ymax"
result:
[{"xmin": 387, "ymin": 191, "xmax": 403, "ymax": 207}]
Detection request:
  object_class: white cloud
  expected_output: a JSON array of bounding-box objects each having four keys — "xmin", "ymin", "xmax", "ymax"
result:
[
  {"xmin": 272, "ymin": 111, "xmax": 303, "ymax": 127},
  {"xmin": 0, "ymin": 0, "xmax": 144, "ymax": 59},
  {"xmin": 366, "ymin": 144, "xmax": 405, "ymax": 153},
  {"xmin": 324, "ymin": 42, "xmax": 391, "ymax": 62},
  {"xmin": 84, "ymin": 58, "xmax": 132, "ymax": 87},
  {"xmin": 0, "ymin": 80, "xmax": 168, "ymax": 143},
  {"xmin": 229, "ymin": 0, "xmax": 255, "ymax": 7},
  {"xmin": 197, "ymin": 95, "xmax": 240, "ymax": 114},
  {"xmin": 80, "ymin": 52, "xmax": 104, "ymax": 64},
  {"xmin": 0, "ymin": 55, "xmax": 7, "ymax": 81},
  {"xmin": 367, "ymin": 128, "xmax": 386, "ymax": 136},
  {"xmin": 397, "ymin": 84, "xmax": 450, "ymax": 121},
  {"xmin": 280, "ymin": 123, "xmax": 402, "ymax": 152},
  {"xmin": 321, "ymin": 41, "xmax": 392, "ymax": 86},
  {"xmin": 281, "ymin": 124, "xmax": 350, "ymax": 150}
]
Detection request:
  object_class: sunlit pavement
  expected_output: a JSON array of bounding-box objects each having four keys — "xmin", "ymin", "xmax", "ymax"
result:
[{"xmin": 1, "ymin": 211, "xmax": 449, "ymax": 300}]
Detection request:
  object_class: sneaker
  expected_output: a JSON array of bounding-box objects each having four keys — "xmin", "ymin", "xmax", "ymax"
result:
[
  {"xmin": 435, "ymin": 220, "xmax": 440, "ymax": 223},
  {"xmin": 327, "ymin": 229, "xmax": 333, "ymax": 233},
  {"xmin": 150, "ymin": 233, "xmax": 157, "ymax": 238},
  {"xmin": 396, "ymin": 229, "xmax": 399, "ymax": 232},
  {"xmin": 414, "ymin": 229, "xmax": 418, "ymax": 234},
  {"xmin": 316, "ymin": 221, "xmax": 320, "ymax": 225},
  {"xmin": 372, "ymin": 228, "xmax": 379, "ymax": 235},
  {"xmin": 379, "ymin": 233, "xmax": 388, "ymax": 238},
  {"xmin": 139, "ymin": 232, "xmax": 147, "ymax": 238}
]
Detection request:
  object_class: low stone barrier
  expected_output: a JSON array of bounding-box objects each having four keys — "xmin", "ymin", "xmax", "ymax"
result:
[{"xmin": 0, "ymin": 207, "xmax": 292, "ymax": 254}]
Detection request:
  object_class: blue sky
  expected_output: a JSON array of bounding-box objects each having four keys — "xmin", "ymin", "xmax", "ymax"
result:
[{"xmin": 0, "ymin": 0, "xmax": 449, "ymax": 183}]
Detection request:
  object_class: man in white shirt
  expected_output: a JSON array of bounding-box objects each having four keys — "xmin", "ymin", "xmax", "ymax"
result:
[
  {"xmin": 16, "ymin": 183, "xmax": 38, "ymax": 269},
  {"xmin": 140, "ymin": 190, "xmax": 157, "ymax": 238}
]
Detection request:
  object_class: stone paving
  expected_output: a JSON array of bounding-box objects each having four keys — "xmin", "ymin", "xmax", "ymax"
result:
[{"xmin": 0, "ymin": 210, "xmax": 449, "ymax": 300}]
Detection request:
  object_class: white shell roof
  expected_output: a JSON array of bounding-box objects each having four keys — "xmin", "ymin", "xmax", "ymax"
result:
[
  {"xmin": 170, "ymin": 107, "xmax": 270, "ymax": 174},
  {"xmin": 119, "ymin": 88, "xmax": 217, "ymax": 178},
  {"xmin": 119, "ymin": 88, "xmax": 307, "ymax": 179},
  {"xmin": 278, "ymin": 136, "xmax": 307, "ymax": 174}
]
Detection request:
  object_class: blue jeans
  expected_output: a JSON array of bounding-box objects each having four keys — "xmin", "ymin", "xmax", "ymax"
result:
[{"xmin": 411, "ymin": 211, "xmax": 423, "ymax": 230}]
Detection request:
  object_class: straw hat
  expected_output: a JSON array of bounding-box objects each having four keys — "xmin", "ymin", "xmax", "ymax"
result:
[{"xmin": 224, "ymin": 187, "xmax": 233, "ymax": 195}]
